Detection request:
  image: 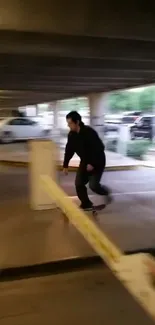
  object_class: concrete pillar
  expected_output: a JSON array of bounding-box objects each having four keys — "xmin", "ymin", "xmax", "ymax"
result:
[
  {"xmin": 88, "ymin": 93, "xmax": 109, "ymax": 142},
  {"xmin": 50, "ymin": 101, "xmax": 61, "ymax": 145},
  {"xmin": 53, "ymin": 101, "xmax": 59, "ymax": 129},
  {"xmin": 36, "ymin": 104, "xmax": 39, "ymax": 116},
  {"xmin": 29, "ymin": 140, "xmax": 58, "ymax": 210}
]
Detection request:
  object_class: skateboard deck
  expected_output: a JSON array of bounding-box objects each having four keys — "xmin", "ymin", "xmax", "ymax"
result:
[
  {"xmin": 85, "ymin": 204, "xmax": 106, "ymax": 216},
  {"xmin": 56, "ymin": 203, "xmax": 106, "ymax": 222}
]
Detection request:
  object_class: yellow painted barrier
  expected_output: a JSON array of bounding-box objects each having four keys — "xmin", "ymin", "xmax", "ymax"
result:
[
  {"xmin": 41, "ymin": 174, "xmax": 155, "ymax": 321},
  {"xmin": 41, "ymin": 174, "xmax": 122, "ymax": 267}
]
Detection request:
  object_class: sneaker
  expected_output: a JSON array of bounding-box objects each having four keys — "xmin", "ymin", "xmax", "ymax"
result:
[{"xmin": 80, "ymin": 203, "xmax": 93, "ymax": 211}]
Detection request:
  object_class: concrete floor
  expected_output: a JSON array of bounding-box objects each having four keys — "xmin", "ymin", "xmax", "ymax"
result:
[
  {"xmin": 0, "ymin": 266, "xmax": 154, "ymax": 325},
  {"xmin": 0, "ymin": 167, "xmax": 155, "ymax": 268}
]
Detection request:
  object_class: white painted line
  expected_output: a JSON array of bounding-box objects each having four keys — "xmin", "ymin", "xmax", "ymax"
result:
[
  {"xmin": 113, "ymin": 191, "xmax": 155, "ymax": 196},
  {"xmin": 108, "ymin": 180, "xmax": 154, "ymax": 184},
  {"xmin": 67, "ymin": 191, "xmax": 155, "ymax": 199}
]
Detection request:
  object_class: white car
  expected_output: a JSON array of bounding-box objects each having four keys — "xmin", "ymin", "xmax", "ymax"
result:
[{"xmin": 0, "ymin": 117, "xmax": 52, "ymax": 143}]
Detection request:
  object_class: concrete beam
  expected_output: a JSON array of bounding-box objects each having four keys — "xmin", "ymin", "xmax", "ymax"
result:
[
  {"xmin": 0, "ymin": 1, "xmax": 155, "ymax": 40},
  {"xmin": 0, "ymin": 32, "xmax": 155, "ymax": 60}
]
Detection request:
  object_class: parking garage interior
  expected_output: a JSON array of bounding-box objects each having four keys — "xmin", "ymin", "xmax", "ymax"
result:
[{"xmin": 0, "ymin": 1, "xmax": 155, "ymax": 324}]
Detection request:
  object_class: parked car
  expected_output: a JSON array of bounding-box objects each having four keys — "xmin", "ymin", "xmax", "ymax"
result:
[
  {"xmin": 0, "ymin": 117, "xmax": 51, "ymax": 143},
  {"xmin": 130, "ymin": 115, "xmax": 155, "ymax": 140},
  {"xmin": 121, "ymin": 116, "xmax": 138, "ymax": 125},
  {"xmin": 121, "ymin": 111, "xmax": 142, "ymax": 125},
  {"xmin": 104, "ymin": 112, "xmax": 142, "ymax": 134},
  {"xmin": 123, "ymin": 111, "xmax": 142, "ymax": 117},
  {"xmin": 104, "ymin": 115, "xmax": 122, "ymax": 134}
]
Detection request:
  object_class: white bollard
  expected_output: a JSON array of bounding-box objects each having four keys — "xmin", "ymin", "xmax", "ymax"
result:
[
  {"xmin": 29, "ymin": 140, "xmax": 58, "ymax": 210},
  {"xmin": 117, "ymin": 124, "xmax": 130, "ymax": 156}
]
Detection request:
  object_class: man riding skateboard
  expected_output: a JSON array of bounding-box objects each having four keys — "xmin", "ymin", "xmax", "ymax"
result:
[{"xmin": 63, "ymin": 111, "xmax": 112, "ymax": 211}]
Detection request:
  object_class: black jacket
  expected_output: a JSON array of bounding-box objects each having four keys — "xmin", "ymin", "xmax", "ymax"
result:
[{"xmin": 63, "ymin": 124, "xmax": 105, "ymax": 168}]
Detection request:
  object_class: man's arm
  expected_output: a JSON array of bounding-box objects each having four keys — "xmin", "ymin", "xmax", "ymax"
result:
[{"xmin": 63, "ymin": 132, "xmax": 75, "ymax": 168}]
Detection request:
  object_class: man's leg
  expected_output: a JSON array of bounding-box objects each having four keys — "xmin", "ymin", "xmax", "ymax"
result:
[
  {"xmin": 89, "ymin": 167, "xmax": 112, "ymax": 204},
  {"xmin": 75, "ymin": 165, "xmax": 93, "ymax": 209}
]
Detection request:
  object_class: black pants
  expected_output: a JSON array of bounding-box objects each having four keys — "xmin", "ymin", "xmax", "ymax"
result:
[{"xmin": 75, "ymin": 160, "xmax": 110, "ymax": 207}]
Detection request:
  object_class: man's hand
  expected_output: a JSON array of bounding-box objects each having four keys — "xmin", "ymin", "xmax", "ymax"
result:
[
  {"xmin": 86, "ymin": 164, "xmax": 94, "ymax": 172},
  {"xmin": 63, "ymin": 168, "xmax": 68, "ymax": 175}
]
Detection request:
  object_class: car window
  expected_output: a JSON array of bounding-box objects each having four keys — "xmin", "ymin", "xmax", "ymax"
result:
[
  {"xmin": 142, "ymin": 117, "xmax": 151, "ymax": 125},
  {"xmin": 122, "ymin": 116, "xmax": 135, "ymax": 124},
  {"xmin": 126, "ymin": 112, "xmax": 141, "ymax": 117},
  {"xmin": 21, "ymin": 119, "xmax": 37, "ymax": 125},
  {"xmin": 9, "ymin": 118, "xmax": 36, "ymax": 126},
  {"xmin": 9, "ymin": 118, "xmax": 23, "ymax": 125}
]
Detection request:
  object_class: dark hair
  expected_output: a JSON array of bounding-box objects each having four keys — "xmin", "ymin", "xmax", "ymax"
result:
[{"xmin": 66, "ymin": 111, "xmax": 82, "ymax": 124}]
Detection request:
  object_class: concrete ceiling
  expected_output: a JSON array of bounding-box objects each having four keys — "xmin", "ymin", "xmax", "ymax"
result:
[{"xmin": 1, "ymin": 1, "xmax": 155, "ymax": 109}]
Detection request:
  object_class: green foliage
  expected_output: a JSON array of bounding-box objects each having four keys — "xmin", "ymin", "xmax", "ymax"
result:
[
  {"xmin": 59, "ymin": 97, "xmax": 88, "ymax": 111},
  {"xmin": 127, "ymin": 140, "xmax": 151, "ymax": 160},
  {"xmin": 105, "ymin": 139, "xmax": 118, "ymax": 152},
  {"xmin": 105, "ymin": 138, "xmax": 151, "ymax": 160},
  {"xmin": 108, "ymin": 86, "xmax": 155, "ymax": 113},
  {"xmin": 108, "ymin": 91, "xmax": 132, "ymax": 112},
  {"xmin": 138, "ymin": 86, "xmax": 155, "ymax": 110}
]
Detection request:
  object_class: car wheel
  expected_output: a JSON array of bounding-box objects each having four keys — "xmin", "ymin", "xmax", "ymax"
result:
[{"xmin": 1, "ymin": 131, "xmax": 13, "ymax": 144}]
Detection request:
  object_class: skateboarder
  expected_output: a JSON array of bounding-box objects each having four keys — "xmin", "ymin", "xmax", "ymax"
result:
[{"xmin": 63, "ymin": 111, "xmax": 112, "ymax": 210}]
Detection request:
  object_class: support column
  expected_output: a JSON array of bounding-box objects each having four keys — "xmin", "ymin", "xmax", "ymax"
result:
[
  {"xmin": 36, "ymin": 104, "xmax": 39, "ymax": 116},
  {"xmin": 50, "ymin": 101, "xmax": 61, "ymax": 145},
  {"xmin": 53, "ymin": 101, "xmax": 59, "ymax": 129},
  {"xmin": 88, "ymin": 93, "xmax": 109, "ymax": 143}
]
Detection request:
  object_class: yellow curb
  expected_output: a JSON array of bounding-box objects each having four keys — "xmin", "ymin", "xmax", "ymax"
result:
[{"xmin": 0, "ymin": 160, "xmax": 141, "ymax": 171}]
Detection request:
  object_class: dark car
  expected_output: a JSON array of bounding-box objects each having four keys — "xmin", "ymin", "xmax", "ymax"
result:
[
  {"xmin": 130, "ymin": 115, "xmax": 155, "ymax": 141},
  {"xmin": 121, "ymin": 116, "xmax": 139, "ymax": 125},
  {"xmin": 121, "ymin": 111, "xmax": 142, "ymax": 124},
  {"xmin": 125, "ymin": 111, "xmax": 142, "ymax": 117}
]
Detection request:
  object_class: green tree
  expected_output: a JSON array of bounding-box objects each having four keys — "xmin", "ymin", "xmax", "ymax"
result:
[
  {"xmin": 108, "ymin": 91, "xmax": 133, "ymax": 112},
  {"xmin": 108, "ymin": 85, "xmax": 155, "ymax": 113},
  {"xmin": 59, "ymin": 97, "xmax": 88, "ymax": 111},
  {"xmin": 138, "ymin": 86, "xmax": 155, "ymax": 111}
]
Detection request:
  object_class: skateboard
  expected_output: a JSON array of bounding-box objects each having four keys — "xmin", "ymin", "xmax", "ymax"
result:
[
  {"xmin": 56, "ymin": 203, "xmax": 106, "ymax": 223},
  {"xmin": 84, "ymin": 204, "xmax": 106, "ymax": 216}
]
